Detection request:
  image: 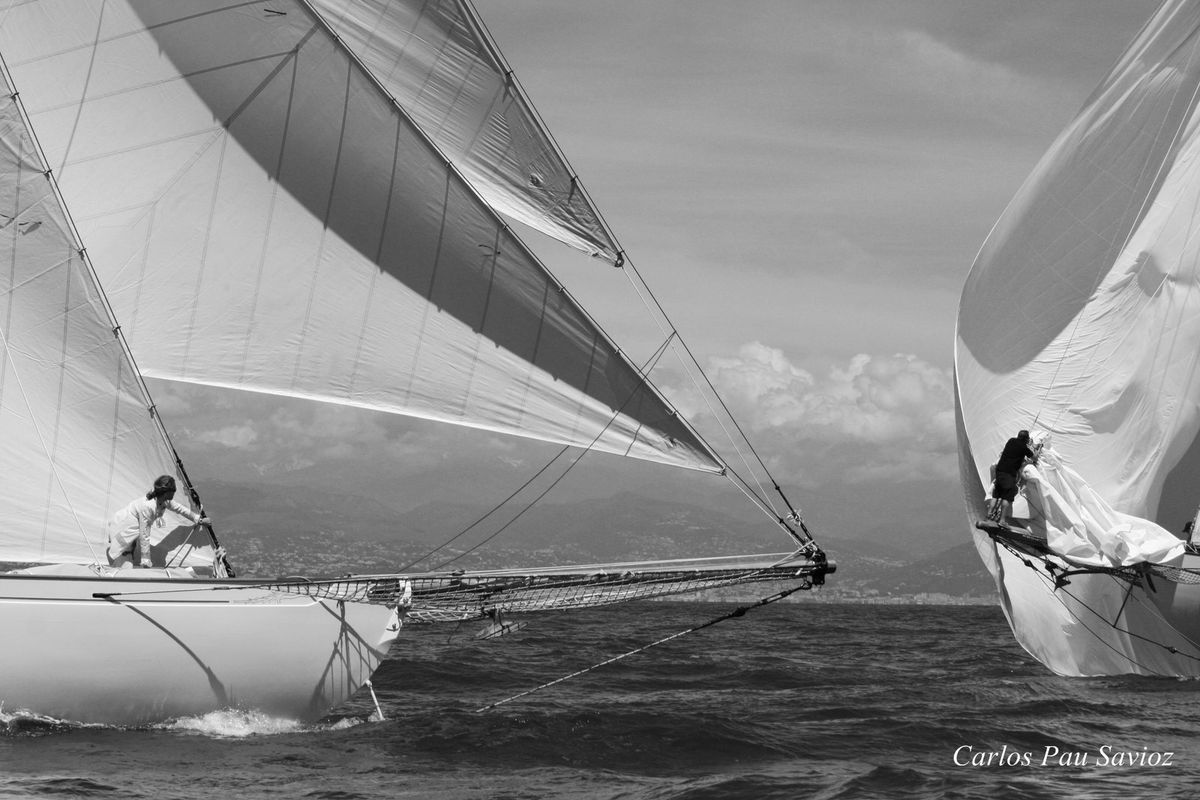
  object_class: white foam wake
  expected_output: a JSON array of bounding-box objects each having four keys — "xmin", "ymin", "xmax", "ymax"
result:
[{"xmin": 162, "ymin": 708, "xmax": 373, "ymax": 738}]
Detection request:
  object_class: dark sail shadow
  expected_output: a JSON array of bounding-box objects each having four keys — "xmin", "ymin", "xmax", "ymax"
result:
[
  {"xmin": 122, "ymin": 1, "xmax": 699, "ymax": 455},
  {"xmin": 959, "ymin": 8, "xmax": 1200, "ymax": 373}
]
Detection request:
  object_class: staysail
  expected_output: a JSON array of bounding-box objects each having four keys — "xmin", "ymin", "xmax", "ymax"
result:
[
  {"xmin": 0, "ymin": 0, "xmax": 718, "ymax": 474},
  {"xmin": 0, "ymin": 64, "xmax": 197, "ymax": 564},
  {"xmin": 956, "ymin": 0, "xmax": 1200, "ymax": 675}
]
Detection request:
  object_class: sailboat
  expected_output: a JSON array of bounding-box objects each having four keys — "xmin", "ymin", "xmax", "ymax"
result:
[
  {"xmin": 956, "ymin": 0, "xmax": 1200, "ymax": 676},
  {"xmin": 0, "ymin": 1, "xmax": 830, "ymax": 724}
]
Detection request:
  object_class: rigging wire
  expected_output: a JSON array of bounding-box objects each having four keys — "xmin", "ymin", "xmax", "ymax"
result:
[
  {"xmin": 620, "ymin": 258, "xmax": 784, "ymax": 507},
  {"xmin": 418, "ymin": 323, "xmax": 819, "ymax": 570},
  {"xmin": 994, "ymin": 535, "xmax": 1200, "ymax": 670},
  {"xmin": 474, "ymin": 581, "xmax": 814, "ymax": 713},
  {"xmin": 618, "ymin": 260, "xmax": 812, "ymax": 544},
  {"xmin": 300, "ymin": 0, "xmax": 739, "ymax": 497},
  {"xmin": 422, "ymin": 333, "xmax": 679, "ymax": 571},
  {"xmin": 459, "ymin": 2, "xmax": 808, "ymax": 539},
  {"xmin": 618, "ymin": 262, "xmax": 780, "ymax": 518},
  {"xmin": 397, "ymin": 442, "xmax": 572, "ymax": 572}
]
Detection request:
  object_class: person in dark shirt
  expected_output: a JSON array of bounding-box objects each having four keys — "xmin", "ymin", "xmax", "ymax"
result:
[{"xmin": 988, "ymin": 430, "xmax": 1036, "ymax": 525}]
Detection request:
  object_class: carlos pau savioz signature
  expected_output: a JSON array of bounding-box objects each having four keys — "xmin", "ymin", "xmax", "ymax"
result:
[{"xmin": 954, "ymin": 745, "xmax": 1174, "ymax": 768}]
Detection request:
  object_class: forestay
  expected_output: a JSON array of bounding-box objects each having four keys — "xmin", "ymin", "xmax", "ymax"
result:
[{"xmin": 0, "ymin": 1, "xmax": 719, "ymax": 473}]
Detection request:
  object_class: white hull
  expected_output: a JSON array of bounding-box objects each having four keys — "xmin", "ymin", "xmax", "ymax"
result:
[{"xmin": 0, "ymin": 574, "xmax": 401, "ymax": 725}]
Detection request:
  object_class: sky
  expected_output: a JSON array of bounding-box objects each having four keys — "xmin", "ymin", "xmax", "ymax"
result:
[{"xmin": 155, "ymin": 0, "xmax": 1163, "ymax": 556}]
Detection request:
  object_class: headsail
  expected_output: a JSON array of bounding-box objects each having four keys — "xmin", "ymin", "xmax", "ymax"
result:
[
  {"xmin": 957, "ymin": 0, "xmax": 1200, "ymax": 515},
  {"xmin": 310, "ymin": 0, "xmax": 620, "ymax": 262},
  {"xmin": 0, "ymin": 64, "xmax": 190, "ymax": 564},
  {"xmin": 0, "ymin": 0, "xmax": 719, "ymax": 473},
  {"xmin": 956, "ymin": 0, "xmax": 1200, "ymax": 676},
  {"xmin": 0, "ymin": 0, "xmax": 827, "ymax": 729}
]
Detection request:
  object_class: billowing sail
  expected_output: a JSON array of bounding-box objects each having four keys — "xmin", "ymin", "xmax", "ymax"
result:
[
  {"xmin": 311, "ymin": 0, "xmax": 620, "ymax": 262},
  {"xmin": 0, "ymin": 69, "xmax": 186, "ymax": 564},
  {"xmin": 958, "ymin": 0, "xmax": 1200, "ymax": 514},
  {"xmin": 956, "ymin": 0, "xmax": 1200, "ymax": 675},
  {"xmin": 0, "ymin": 1, "xmax": 719, "ymax": 473}
]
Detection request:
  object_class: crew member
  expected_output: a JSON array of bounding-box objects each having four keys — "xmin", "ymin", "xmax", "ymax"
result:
[
  {"xmin": 989, "ymin": 430, "xmax": 1036, "ymax": 526},
  {"xmin": 108, "ymin": 474, "xmax": 210, "ymax": 568}
]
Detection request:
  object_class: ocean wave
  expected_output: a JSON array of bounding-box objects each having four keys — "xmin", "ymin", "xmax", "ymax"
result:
[{"xmin": 161, "ymin": 708, "xmax": 382, "ymax": 738}]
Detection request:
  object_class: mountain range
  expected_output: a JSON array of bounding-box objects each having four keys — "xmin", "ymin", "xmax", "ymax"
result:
[{"xmin": 196, "ymin": 478, "xmax": 997, "ymax": 604}]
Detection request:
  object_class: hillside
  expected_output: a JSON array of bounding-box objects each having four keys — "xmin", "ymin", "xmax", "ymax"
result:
[{"xmin": 197, "ymin": 480, "xmax": 996, "ymax": 603}]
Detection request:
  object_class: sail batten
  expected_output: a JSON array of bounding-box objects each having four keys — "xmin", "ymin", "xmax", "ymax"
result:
[{"xmin": 0, "ymin": 0, "xmax": 721, "ymax": 474}]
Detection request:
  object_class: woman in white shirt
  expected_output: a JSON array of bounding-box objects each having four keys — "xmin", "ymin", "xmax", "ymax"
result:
[{"xmin": 107, "ymin": 475, "xmax": 211, "ymax": 568}]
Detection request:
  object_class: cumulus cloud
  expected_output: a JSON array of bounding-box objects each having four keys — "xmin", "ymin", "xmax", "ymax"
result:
[
  {"xmin": 193, "ymin": 423, "xmax": 259, "ymax": 449},
  {"xmin": 164, "ymin": 343, "xmax": 958, "ymax": 493},
  {"xmin": 680, "ymin": 343, "xmax": 957, "ymax": 485}
]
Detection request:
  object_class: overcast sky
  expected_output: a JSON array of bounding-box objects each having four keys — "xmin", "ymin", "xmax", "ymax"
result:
[{"xmin": 157, "ymin": 1, "xmax": 1163, "ymax": 554}]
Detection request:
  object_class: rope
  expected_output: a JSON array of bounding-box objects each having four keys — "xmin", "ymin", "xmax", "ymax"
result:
[
  {"xmin": 616, "ymin": 260, "xmax": 812, "ymax": 544},
  {"xmin": 454, "ymin": 1, "xmax": 809, "ymax": 545},
  {"xmin": 474, "ymin": 582, "xmax": 811, "ymax": 713},
  {"xmin": 397, "ymin": 443, "xmax": 570, "ymax": 572},
  {"xmin": 993, "ymin": 535, "xmax": 1200, "ymax": 671},
  {"xmin": 996, "ymin": 538, "xmax": 1160, "ymax": 672},
  {"xmin": 618, "ymin": 266, "xmax": 778, "ymax": 516},
  {"xmin": 407, "ymin": 333, "xmax": 677, "ymax": 572}
]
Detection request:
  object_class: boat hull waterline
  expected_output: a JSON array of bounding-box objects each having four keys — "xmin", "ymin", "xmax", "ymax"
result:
[{"xmin": 0, "ymin": 574, "xmax": 401, "ymax": 726}]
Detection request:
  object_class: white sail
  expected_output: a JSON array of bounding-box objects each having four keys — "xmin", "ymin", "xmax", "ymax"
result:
[
  {"xmin": 0, "ymin": 0, "xmax": 719, "ymax": 474},
  {"xmin": 0, "ymin": 69, "xmax": 191, "ymax": 564},
  {"xmin": 310, "ymin": 0, "xmax": 620, "ymax": 262},
  {"xmin": 956, "ymin": 0, "xmax": 1200, "ymax": 676},
  {"xmin": 0, "ymin": 1, "xmax": 827, "ymax": 726}
]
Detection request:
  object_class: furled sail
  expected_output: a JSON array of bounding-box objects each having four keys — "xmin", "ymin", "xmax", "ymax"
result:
[
  {"xmin": 310, "ymin": 0, "xmax": 620, "ymax": 262},
  {"xmin": 0, "ymin": 67, "xmax": 192, "ymax": 564},
  {"xmin": 0, "ymin": 0, "xmax": 719, "ymax": 474},
  {"xmin": 956, "ymin": 0, "xmax": 1200, "ymax": 675}
]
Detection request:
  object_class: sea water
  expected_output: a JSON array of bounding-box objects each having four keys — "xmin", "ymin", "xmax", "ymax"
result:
[{"xmin": 2, "ymin": 602, "xmax": 1197, "ymax": 799}]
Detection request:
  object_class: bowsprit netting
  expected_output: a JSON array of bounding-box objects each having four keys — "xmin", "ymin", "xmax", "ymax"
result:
[
  {"xmin": 256, "ymin": 551, "xmax": 831, "ymax": 622},
  {"xmin": 399, "ymin": 551, "xmax": 829, "ymax": 623}
]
